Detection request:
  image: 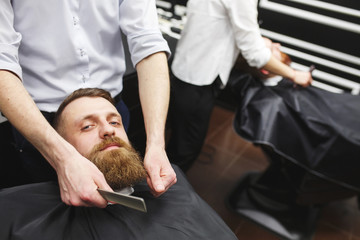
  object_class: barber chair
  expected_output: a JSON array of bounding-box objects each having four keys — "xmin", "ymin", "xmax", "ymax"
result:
[
  {"xmin": 226, "ymin": 73, "xmax": 360, "ymax": 240},
  {"xmin": 227, "ymin": 145, "xmax": 358, "ymax": 240}
]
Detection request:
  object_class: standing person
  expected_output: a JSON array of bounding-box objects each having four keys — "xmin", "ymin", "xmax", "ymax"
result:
[
  {"xmin": 167, "ymin": 0, "xmax": 313, "ymax": 172},
  {"xmin": 0, "ymin": 0, "xmax": 176, "ymax": 208}
]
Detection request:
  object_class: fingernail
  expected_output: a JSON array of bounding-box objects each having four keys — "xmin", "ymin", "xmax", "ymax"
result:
[{"xmin": 156, "ymin": 184, "xmax": 164, "ymax": 191}]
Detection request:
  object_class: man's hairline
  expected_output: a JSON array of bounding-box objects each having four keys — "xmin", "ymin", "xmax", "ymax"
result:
[{"xmin": 55, "ymin": 97, "xmax": 122, "ymax": 137}]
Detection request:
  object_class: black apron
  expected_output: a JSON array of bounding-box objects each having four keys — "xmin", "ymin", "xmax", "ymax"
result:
[
  {"xmin": 0, "ymin": 165, "xmax": 237, "ymax": 240},
  {"xmin": 232, "ymin": 74, "xmax": 360, "ymax": 192}
]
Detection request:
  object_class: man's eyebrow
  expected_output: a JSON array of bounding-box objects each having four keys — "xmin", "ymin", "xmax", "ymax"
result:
[
  {"xmin": 75, "ymin": 112, "xmax": 122, "ymax": 125},
  {"xmin": 107, "ymin": 112, "xmax": 122, "ymax": 119},
  {"xmin": 74, "ymin": 114, "xmax": 96, "ymax": 126}
]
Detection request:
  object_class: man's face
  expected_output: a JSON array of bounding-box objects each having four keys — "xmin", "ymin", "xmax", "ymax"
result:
[
  {"xmin": 59, "ymin": 96, "xmax": 146, "ymax": 190},
  {"xmin": 60, "ymin": 96, "xmax": 129, "ymax": 156}
]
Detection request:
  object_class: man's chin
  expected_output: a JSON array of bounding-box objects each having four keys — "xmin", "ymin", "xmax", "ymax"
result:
[
  {"xmin": 102, "ymin": 146, "xmax": 121, "ymax": 152},
  {"xmin": 88, "ymin": 145, "xmax": 147, "ymax": 190}
]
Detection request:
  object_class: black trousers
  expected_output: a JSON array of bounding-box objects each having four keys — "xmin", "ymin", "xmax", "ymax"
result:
[{"xmin": 167, "ymin": 75, "xmax": 222, "ymax": 172}]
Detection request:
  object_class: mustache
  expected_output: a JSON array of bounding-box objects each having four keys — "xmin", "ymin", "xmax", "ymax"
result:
[{"xmin": 87, "ymin": 136, "xmax": 131, "ymax": 157}]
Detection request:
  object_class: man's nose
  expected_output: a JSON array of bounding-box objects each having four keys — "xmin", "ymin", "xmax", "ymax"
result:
[{"xmin": 100, "ymin": 123, "xmax": 115, "ymax": 138}]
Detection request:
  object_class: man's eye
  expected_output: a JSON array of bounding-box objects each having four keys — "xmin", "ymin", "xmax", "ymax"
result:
[
  {"xmin": 81, "ymin": 125, "xmax": 92, "ymax": 130},
  {"xmin": 110, "ymin": 121, "xmax": 120, "ymax": 126}
]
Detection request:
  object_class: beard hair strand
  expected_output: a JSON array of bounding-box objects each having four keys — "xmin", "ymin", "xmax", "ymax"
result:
[{"xmin": 87, "ymin": 137, "xmax": 147, "ymax": 190}]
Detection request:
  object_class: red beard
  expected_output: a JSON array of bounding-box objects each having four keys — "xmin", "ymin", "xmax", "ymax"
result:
[{"xmin": 86, "ymin": 136, "xmax": 147, "ymax": 190}]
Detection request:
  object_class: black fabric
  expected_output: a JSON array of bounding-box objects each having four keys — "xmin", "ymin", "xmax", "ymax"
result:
[
  {"xmin": 11, "ymin": 111, "xmax": 58, "ymax": 182},
  {"xmin": 167, "ymin": 75, "xmax": 222, "ymax": 172},
  {"xmin": 231, "ymin": 74, "xmax": 360, "ymax": 192},
  {"xmin": 0, "ymin": 165, "xmax": 237, "ymax": 240},
  {"xmin": 0, "ymin": 121, "xmax": 31, "ymax": 188},
  {"xmin": 227, "ymin": 172, "xmax": 320, "ymax": 240}
]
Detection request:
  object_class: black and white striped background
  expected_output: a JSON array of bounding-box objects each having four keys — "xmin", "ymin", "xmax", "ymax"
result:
[
  {"xmin": 157, "ymin": 0, "xmax": 360, "ymax": 94},
  {"xmin": 258, "ymin": 0, "xmax": 360, "ymax": 94}
]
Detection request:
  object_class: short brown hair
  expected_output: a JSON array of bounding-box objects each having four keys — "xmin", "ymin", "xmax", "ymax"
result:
[{"xmin": 53, "ymin": 88, "xmax": 115, "ymax": 130}]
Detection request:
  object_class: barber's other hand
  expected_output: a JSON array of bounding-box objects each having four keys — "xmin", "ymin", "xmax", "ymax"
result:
[
  {"xmin": 144, "ymin": 145, "xmax": 177, "ymax": 197},
  {"xmin": 56, "ymin": 152, "xmax": 113, "ymax": 208},
  {"xmin": 292, "ymin": 70, "xmax": 313, "ymax": 87}
]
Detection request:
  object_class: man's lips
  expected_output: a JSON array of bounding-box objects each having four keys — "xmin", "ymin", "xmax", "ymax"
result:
[{"xmin": 101, "ymin": 143, "xmax": 121, "ymax": 151}]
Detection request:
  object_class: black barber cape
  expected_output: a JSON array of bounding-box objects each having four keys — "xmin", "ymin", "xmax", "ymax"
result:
[
  {"xmin": 0, "ymin": 165, "xmax": 237, "ymax": 240},
  {"xmin": 232, "ymin": 74, "xmax": 360, "ymax": 192}
]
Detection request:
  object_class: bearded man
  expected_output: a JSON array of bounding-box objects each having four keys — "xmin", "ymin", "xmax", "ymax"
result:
[
  {"xmin": 53, "ymin": 88, "xmax": 148, "ymax": 192},
  {"xmin": 0, "ymin": 88, "xmax": 237, "ymax": 240}
]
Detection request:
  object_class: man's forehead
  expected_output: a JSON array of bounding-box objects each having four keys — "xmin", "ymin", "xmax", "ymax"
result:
[{"xmin": 63, "ymin": 97, "xmax": 120, "ymax": 122}]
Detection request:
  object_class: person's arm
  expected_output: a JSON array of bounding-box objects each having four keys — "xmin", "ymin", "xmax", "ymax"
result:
[
  {"xmin": 0, "ymin": 70, "xmax": 112, "ymax": 207},
  {"xmin": 263, "ymin": 55, "xmax": 313, "ymax": 87},
  {"xmin": 227, "ymin": 1, "xmax": 312, "ymax": 87},
  {"xmin": 136, "ymin": 52, "xmax": 177, "ymax": 197}
]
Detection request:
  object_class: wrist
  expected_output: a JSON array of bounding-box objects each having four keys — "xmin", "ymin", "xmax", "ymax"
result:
[
  {"xmin": 146, "ymin": 140, "xmax": 166, "ymax": 150},
  {"xmin": 145, "ymin": 128, "xmax": 166, "ymax": 148},
  {"xmin": 290, "ymin": 69, "xmax": 296, "ymax": 81},
  {"xmin": 42, "ymin": 133, "xmax": 77, "ymax": 169}
]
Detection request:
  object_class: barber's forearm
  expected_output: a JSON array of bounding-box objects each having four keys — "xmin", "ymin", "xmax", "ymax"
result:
[
  {"xmin": 263, "ymin": 55, "xmax": 295, "ymax": 80},
  {"xmin": 0, "ymin": 70, "xmax": 45, "ymax": 137},
  {"xmin": 263, "ymin": 55, "xmax": 312, "ymax": 87},
  {"xmin": 136, "ymin": 52, "xmax": 170, "ymax": 148},
  {"xmin": 0, "ymin": 70, "xmax": 77, "ymax": 169}
]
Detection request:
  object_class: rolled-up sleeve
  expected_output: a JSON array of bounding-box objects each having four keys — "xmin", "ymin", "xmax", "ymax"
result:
[
  {"xmin": 0, "ymin": 1, "xmax": 22, "ymax": 79},
  {"xmin": 225, "ymin": 0, "xmax": 271, "ymax": 68},
  {"xmin": 119, "ymin": 0, "xmax": 171, "ymax": 67}
]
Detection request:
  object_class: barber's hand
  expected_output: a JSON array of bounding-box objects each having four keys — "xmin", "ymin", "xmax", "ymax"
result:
[
  {"xmin": 292, "ymin": 70, "xmax": 313, "ymax": 87},
  {"xmin": 55, "ymin": 152, "xmax": 113, "ymax": 208},
  {"xmin": 143, "ymin": 145, "xmax": 177, "ymax": 197}
]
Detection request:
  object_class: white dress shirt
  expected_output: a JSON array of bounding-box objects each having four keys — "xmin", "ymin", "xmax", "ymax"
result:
[
  {"xmin": 171, "ymin": 0, "xmax": 271, "ymax": 87},
  {"xmin": 0, "ymin": 0, "xmax": 170, "ymax": 112}
]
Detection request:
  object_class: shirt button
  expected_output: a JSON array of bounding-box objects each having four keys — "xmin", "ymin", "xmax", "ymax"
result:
[
  {"xmin": 73, "ymin": 16, "xmax": 79, "ymax": 25},
  {"xmin": 80, "ymin": 49, "xmax": 85, "ymax": 57}
]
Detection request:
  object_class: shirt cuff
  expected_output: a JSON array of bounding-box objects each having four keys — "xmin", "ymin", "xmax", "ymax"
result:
[{"xmin": 127, "ymin": 32, "xmax": 171, "ymax": 67}]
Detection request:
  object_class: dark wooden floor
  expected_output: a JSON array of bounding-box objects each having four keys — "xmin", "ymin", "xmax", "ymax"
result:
[{"xmin": 184, "ymin": 105, "xmax": 360, "ymax": 240}]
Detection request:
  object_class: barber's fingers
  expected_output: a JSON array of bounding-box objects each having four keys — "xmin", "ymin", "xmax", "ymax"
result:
[
  {"xmin": 305, "ymin": 71, "xmax": 313, "ymax": 86},
  {"xmin": 143, "ymin": 146, "xmax": 177, "ymax": 196},
  {"xmin": 147, "ymin": 172, "xmax": 177, "ymax": 197},
  {"xmin": 57, "ymin": 159, "xmax": 111, "ymax": 208},
  {"xmin": 146, "ymin": 166, "xmax": 165, "ymax": 196},
  {"xmin": 146, "ymin": 176, "xmax": 168, "ymax": 198},
  {"xmin": 161, "ymin": 166, "xmax": 177, "ymax": 191},
  {"xmin": 81, "ymin": 166, "xmax": 112, "ymax": 208},
  {"xmin": 146, "ymin": 176, "xmax": 158, "ymax": 197},
  {"xmin": 58, "ymin": 179, "xmax": 93, "ymax": 207},
  {"xmin": 272, "ymin": 42, "xmax": 281, "ymax": 50},
  {"xmin": 60, "ymin": 188, "xmax": 105, "ymax": 208},
  {"xmin": 146, "ymin": 163, "xmax": 177, "ymax": 197},
  {"xmin": 59, "ymin": 178, "xmax": 109, "ymax": 208},
  {"xmin": 92, "ymin": 173, "xmax": 114, "ymax": 207},
  {"xmin": 293, "ymin": 70, "xmax": 313, "ymax": 87}
]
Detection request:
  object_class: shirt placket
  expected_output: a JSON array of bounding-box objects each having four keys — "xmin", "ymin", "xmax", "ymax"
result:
[{"xmin": 70, "ymin": 0, "xmax": 90, "ymax": 84}]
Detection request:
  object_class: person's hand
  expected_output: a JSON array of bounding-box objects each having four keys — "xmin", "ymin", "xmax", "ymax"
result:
[
  {"xmin": 143, "ymin": 145, "xmax": 177, "ymax": 197},
  {"xmin": 292, "ymin": 70, "xmax": 313, "ymax": 87},
  {"xmin": 55, "ymin": 152, "xmax": 113, "ymax": 208}
]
